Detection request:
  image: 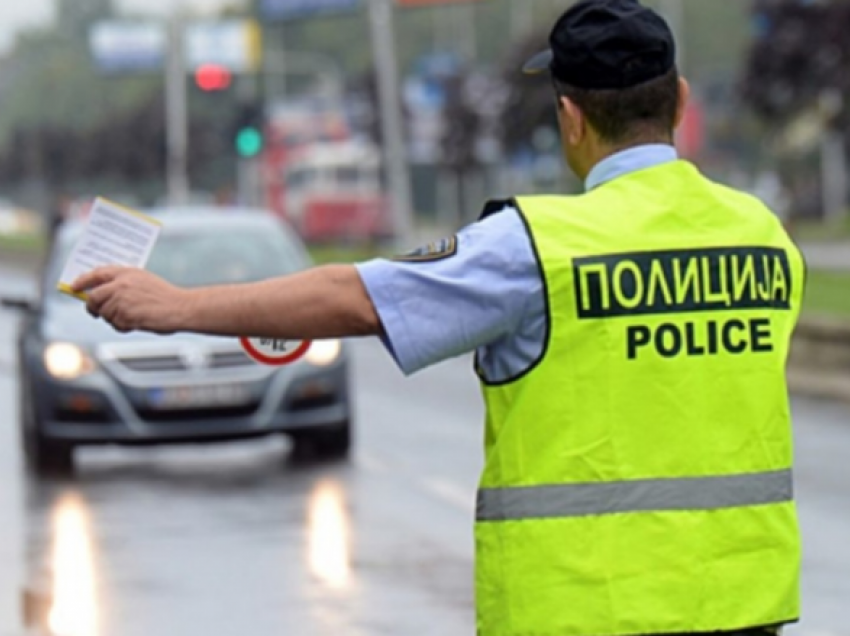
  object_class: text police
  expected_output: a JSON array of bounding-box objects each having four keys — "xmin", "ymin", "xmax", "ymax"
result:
[{"xmin": 573, "ymin": 247, "xmax": 793, "ymax": 360}]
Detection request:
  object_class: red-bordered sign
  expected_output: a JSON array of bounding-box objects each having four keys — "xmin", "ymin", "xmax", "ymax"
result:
[{"xmin": 239, "ymin": 337, "xmax": 312, "ymax": 366}]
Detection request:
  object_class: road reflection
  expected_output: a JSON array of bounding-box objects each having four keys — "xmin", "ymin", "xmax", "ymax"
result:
[
  {"xmin": 48, "ymin": 492, "xmax": 99, "ymax": 636},
  {"xmin": 17, "ymin": 442, "xmax": 363, "ymax": 636},
  {"xmin": 307, "ymin": 479, "xmax": 351, "ymax": 591}
]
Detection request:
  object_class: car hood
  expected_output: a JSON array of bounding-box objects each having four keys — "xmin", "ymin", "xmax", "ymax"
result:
[{"xmin": 40, "ymin": 299, "xmax": 226, "ymax": 348}]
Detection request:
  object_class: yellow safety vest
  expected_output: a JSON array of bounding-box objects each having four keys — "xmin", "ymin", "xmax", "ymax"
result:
[{"xmin": 475, "ymin": 160, "xmax": 805, "ymax": 636}]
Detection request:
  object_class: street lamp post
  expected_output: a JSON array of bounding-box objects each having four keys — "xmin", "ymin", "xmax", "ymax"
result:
[
  {"xmin": 820, "ymin": 90, "xmax": 848, "ymax": 226},
  {"xmin": 165, "ymin": 15, "xmax": 190, "ymax": 207},
  {"xmin": 368, "ymin": 0, "xmax": 414, "ymax": 250}
]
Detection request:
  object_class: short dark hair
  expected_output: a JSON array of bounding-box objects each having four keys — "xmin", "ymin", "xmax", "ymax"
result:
[{"xmin": 553, "ymin": 67, "xmax": 680, "ymax": 145}]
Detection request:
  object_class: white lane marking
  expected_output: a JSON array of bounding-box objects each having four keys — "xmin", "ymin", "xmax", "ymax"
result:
[
  {"xmin": 356, "ymin": 451, "xmax": 390, "ymax": 474},
  {"xmin": 788, "ymin": 629, "xmax": 843, "ymax": 636},
  {"xmin": 358, "ymin": 451, "xmax": 474, "ymax": 514}
]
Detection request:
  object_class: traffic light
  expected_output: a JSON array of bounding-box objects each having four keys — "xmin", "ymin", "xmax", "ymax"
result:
[
  {"xmin": 236, "ymin": 127, "xmax": 263, "ymax": 157},
  {"xmin": 195, "ymin": 64, "xmax": 232, "ymax": 92},
  {"xmin": 232, "ymin": 102, "xmax": 265, "ymax": 158}
]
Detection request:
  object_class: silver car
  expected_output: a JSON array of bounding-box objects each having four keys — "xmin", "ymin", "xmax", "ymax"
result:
[{"xmin": 3, "ymin": 208, "xmax": 352, "ymax": 476}]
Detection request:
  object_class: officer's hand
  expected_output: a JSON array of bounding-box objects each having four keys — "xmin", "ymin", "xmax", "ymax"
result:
[{"xmin": 72, "ymin": 267, "xmax": 190, "ymax": 335}]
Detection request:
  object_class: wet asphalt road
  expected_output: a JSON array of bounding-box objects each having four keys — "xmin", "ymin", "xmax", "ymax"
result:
[{"xmin": 0, "ymin": 264, "xmax": 848, "ymax": 636}]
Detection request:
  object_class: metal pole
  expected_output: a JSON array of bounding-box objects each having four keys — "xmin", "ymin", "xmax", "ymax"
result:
[
  {"xmin": 368, "ymin": 0, "xmax": 414, "ymax": 249},
  {"xmin": 822, "ymin": 132, "xmax": 848, "ymax": 227},
  {"xmin": 166, "ymin": 16, "xmax": 189, "ymax": 206},
  {"xmin": 819, "ymin": 91, "xmax": 848, "ymax": 226},
  {"xmin": 237, "ymin": 157, "xmax": 263, "ymax": 207}
]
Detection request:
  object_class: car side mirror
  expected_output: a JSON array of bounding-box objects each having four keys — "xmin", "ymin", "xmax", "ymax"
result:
[{"xmin": 0, "ymin": 296, "xmax": 39, "ymax": 313}]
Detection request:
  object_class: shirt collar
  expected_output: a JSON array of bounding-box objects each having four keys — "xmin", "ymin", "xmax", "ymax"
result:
[{"xmin": 584, "ymin": 144, "xmax": 679, "ymax": 191}]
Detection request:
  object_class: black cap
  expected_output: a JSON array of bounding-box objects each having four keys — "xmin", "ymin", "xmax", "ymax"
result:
[{"xmin": 523, "ymin": 0, "xmax": 676, "ymax": 90}]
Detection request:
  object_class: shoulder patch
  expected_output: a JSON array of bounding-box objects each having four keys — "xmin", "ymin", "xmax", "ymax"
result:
[{"xmin": 393, "ymin": 236, "xmax": 458, "ymax": 263}]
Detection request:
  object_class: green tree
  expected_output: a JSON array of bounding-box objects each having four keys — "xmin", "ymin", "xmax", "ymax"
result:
[
  {"xmin": 57, "ymin": 0, "xmax": 114, "ymax": 38},
  {"xmin": 742, "ymin": 1, "xmax": 848, "ymax": 126}
]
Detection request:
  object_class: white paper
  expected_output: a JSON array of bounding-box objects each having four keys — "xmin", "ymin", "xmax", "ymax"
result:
[{"xmin": 57, "ymin": 198, "xmax": 162, "ymax": 299}]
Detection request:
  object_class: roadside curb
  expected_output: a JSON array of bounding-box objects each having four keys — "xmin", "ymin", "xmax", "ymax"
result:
[
  {"xmin": 787, "ymin": 370, "xmax": 850, "ymax": 404},
  {"xmin": 789, "ymin": 317, "xmax": 850, "ymax": 404}
]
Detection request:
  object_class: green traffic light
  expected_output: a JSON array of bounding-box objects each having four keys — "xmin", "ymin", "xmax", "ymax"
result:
[{"xmin": 236, "ymin": 127, "xmax": 263, "ymax": 157}]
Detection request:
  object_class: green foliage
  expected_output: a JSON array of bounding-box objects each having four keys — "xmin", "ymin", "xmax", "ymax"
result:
[
  {"xmin": 495, "ymin": 1, "xmax": 754, "ymax": 157},
  {"xmin": 0, "ymin": 233, "xmax": 45, "ymax": 252},
  {"xmin": 742, "ymin": 1, "xmax": 849, "ymax": 124},
  {"xmin": 0, "ymin": 0, "xmax": 757, "ymax": 200},
  {"xmin": 498, "ymin": 27, "xmax": 557, "ymax": 157},
  {"xmin": 793, "ymin": 218, "xmax": 850, "ymax": 243},
  {"xmin": 804, "ymin": 270, "xmax": 850, "ymax": 318},
  {"xmin": 0, "ymin": 32, "xmax": 158, "ymax": 143},
  {"xmin": 57, "ymin": 0, "xmax": 114, "ymax": 38},
  {"xmin": 0, "ymin": 29, "xmax": 252, "ymax": 198}
]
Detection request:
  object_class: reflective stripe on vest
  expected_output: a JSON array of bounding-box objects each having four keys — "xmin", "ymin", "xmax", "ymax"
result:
[{"xmin": 477, "ymin": 469, "xmax": 793, "ymax": 522}]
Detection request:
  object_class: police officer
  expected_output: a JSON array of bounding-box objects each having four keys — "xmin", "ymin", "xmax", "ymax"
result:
[{"xmin": 74, "ymin": 1, "xmax": 806, "ymax": 635}]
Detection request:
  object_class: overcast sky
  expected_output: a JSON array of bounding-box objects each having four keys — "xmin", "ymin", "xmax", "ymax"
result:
[{"xmin": 0, "ymin": 0, "xmax": 243, "ymax": 53}]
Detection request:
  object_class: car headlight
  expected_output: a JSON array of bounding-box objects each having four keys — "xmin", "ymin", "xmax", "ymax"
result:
[
  {"xmin": 305, "ymin": 340, "xmax": 342, "ymax": 367},
  {"xmin": 43, "ymin": 343, "xmax": 96, "ymax": 380}
]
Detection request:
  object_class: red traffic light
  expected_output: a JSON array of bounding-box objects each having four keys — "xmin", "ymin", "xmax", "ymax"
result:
[{"xmin": 195, "ymin": 64, "xmax": 232, "ymax": 92}]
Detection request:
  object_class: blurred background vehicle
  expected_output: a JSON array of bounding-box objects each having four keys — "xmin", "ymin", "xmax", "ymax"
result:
[
  {"xmin": 275, "ymin": 139, "xmax": 390, "ymax": 243},
  {"xmin": 1, "ymin": 208, "xmax": 352, "ymax": 476}
]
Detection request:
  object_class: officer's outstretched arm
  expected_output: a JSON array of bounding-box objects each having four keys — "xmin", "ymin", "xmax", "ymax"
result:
[
  {"xmin": 183, "ymin": 264, "xmax": 381, "ymax": 339},
  {"xmin": 72, "ymin": 264, "xmax": 382, "ymax": 339}
]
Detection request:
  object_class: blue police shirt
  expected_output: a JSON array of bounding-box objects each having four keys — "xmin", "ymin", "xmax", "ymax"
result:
[{"xmin": 356, "ymin": 144, "xmax": 679, "ymax": 380}]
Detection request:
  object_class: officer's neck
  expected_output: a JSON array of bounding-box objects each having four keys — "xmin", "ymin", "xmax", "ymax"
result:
[{"xmin": 574, "ymin": 136, "xmax": 675, "ymax": 183}]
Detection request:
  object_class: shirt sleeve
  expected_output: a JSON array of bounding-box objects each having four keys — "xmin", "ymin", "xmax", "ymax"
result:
[{"xmin": 355, "ymin": 207, "xmax": 542, "ymax": 376}]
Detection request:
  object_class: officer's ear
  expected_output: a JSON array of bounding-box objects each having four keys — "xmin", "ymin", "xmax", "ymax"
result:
[
  {"xmin": 557, "ymin": 95, "xmax": 587, "ymax": 146},
  {"xmin": 673, "ymin": 77, "xmax": 691, "ymax": 130}
]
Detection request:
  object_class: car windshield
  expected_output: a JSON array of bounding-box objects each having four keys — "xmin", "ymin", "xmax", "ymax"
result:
[{"xmin": 49, "ymin": 220, "xmax": 307, "ymax": 299}]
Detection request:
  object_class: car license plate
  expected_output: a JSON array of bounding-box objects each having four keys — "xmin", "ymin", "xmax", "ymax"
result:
[{"xmin": 146, "ymin": 384, "xmax": 252, "ymax": 410}]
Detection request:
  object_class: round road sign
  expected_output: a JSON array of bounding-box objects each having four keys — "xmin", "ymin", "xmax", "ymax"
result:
[{"xmin": 239, "ymin": 337, "xmax": 312, "ymax": 366}]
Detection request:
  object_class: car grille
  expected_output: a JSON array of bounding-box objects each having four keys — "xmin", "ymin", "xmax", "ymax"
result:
[
  {"xmin": 119, "ymin": 355, "xmax": 184, "ymax": 373},
  {"xmin": 135, "ymin": 403, "xmax": 262, "ymax": 423},
  {"xmin": 113, "ymin": 350, "xmax": 255, "ymax": 373},
  {"xmin": 210, "ymin": 351, "xmax": 254, "ymax": 369}
]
